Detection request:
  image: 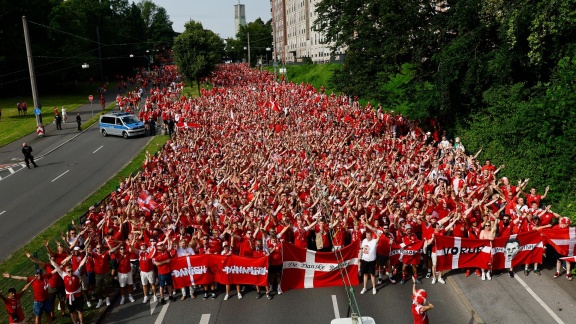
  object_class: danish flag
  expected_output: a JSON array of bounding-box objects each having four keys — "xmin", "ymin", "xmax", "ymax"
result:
[
  {"xmin": 541, "ymin": 228, "xmax": 576, "ymax": 256},
  {"xmin": 138, "ymin": 191, "xmax": 158, "ymax": 212},
  {"xmin": 435, "ymin": 236, "xmax": 492, "ymax": 271},
  {"xmin": 280, "ymin": 240, "xmax": 359, "ymax": 292}
]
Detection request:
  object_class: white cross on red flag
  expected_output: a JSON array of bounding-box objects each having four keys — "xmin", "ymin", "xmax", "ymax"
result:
[
  {"xmin": 541, "ymin": 228, "xmax": 576, "ymax": 256},
  {"xmin": 280, "ymin": 240, "xmax": 359, "ymax": 292}
]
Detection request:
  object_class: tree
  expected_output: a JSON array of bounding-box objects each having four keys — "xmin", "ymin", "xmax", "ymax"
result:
[
  {"xmin": 236, "ymin": 18, "xmax": 273, "ymax": 66},
  {"xmin": 173, "ymin": 20, "xmax": 223, "ymax": 94}
]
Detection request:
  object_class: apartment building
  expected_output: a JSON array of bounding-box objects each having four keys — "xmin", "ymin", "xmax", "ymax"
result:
[{"xmin": 270, "ymin": 0, "xmax": 345, "ymax": 64}]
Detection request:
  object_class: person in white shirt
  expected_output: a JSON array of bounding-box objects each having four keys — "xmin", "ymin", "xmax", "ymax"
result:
[
  {"xmin": 359, "ymin": 231, "xmax": 380, "ymax": 295},
  {"xmin": 176, "ymin": 239, "xmax": 196, "ymax": 300}
]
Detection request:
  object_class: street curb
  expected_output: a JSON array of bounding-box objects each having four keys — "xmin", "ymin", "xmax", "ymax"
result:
[{"xmin": 447, "ymin": 276, "xmax": 486, "ymax": 324}]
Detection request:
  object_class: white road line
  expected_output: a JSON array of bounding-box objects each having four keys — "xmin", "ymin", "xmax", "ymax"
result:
[
  {"xmin": 199, "ymin": 314, "xmax": 211, "ymax": 324},
  {"xmin": 0, "ymin": 211, "xmax": 5, "ymax": 216},
  {"xmin": 8, "ymin": 167, "xmax": 15, "ymax": 174},
  {"xmin": 51, "ymin": 170, "xmax": 69, "ymax": 182},
  {"xmin": 514, "ymin": 275, "xmax": 565, "ymax": 324},
  {"xmin": 93, "ymin": 145, "xmax": 103, "ymax": 153},
  {"xmin": 150, "ymin": 298, "xmax": 156, "ymax": 315},
  {"xmin": 332, "ymin": 295, "xmax": 340, "ymax": 319},
  {"xmin": 153, "ymin": 300, "xmax": 170, "ymax": 324}
]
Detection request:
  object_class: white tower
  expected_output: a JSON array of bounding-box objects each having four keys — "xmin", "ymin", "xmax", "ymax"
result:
[{"xmin": 234, "ymin": 2, "xmax": 246, "ymax": 36}]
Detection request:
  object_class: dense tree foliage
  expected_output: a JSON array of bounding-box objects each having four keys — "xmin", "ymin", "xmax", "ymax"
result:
[
  {"xmin": 172, "ymin": 20, "xmax": 223, "ymax": 94},
  {"xmin": 315, "ymin": 0, "xmax": 576, "ymax": 217},
  {"xmin": 236, "ymin": 18, "xmax": 273, "ymax": 66},
  {"xmin": 0, "ymin": 0, "xmax": 175, "ymax": 96}
]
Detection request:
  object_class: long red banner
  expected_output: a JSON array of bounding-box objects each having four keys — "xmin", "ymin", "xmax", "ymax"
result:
[{"xmin": 170, "ymin": 254, "xmax": 268, "ymax": 289}]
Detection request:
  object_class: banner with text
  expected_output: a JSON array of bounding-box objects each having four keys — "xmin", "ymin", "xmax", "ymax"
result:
[
  {"xmin": 492, "ymin": 231, "xmax": 543, "ymax": 270},
  {"xmin": 280, "ymin": 240, "xmax": 359, "ymax": 292},
  {"xmin": 435, "ymin": 236, "xmax": 492, "ymax": 271}
]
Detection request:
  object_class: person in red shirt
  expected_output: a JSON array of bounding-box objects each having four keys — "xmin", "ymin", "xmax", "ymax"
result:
[
  {"xmin": 553, "ymin": 217, "xmax": 573, "ymax": 281},
  {"xmin": 400, "ymin": 224, "xmax": 421, "ymax": 284},
  {"xmin": 3, "ymin": 268, "xmax": 54, "ymax": 324},
  {"xmin": 267, "ymin": 236, "xmax": 283, "ymax": 295},
  {"xmin": 151, "ymin": 242, "xmax": 175, "ymax": 304},
  {"xmin": 50, "ymin": 251, "xmax": 88, "ymax": 324},
  {"xmin": 412, "ymin": 282, "xmax": 433, "ymax": 324},
  {"xmin": 115, "ymin": 245, "xmax": 136, "ymax": 305},
  {"xmin": 128, "ymin": 241, "xmax": 157, "ymax": 303},
  {"xmin": 293, "ymin": 219, "xmax": 316, "ymax": 249},
  {"xmin": 24, "ymin": 252, "xmax": 66, "ymax": 318},
  {"xmin": 92, "ymin": 243, "xmax": 120, "ymax": 308},
  {"xmin": 1, "ymin": 281, "xmax": 34, "ymax": 324},
  {"xmin": 252, "ymin": 239, "xmax": 272, "ymax": 299}
]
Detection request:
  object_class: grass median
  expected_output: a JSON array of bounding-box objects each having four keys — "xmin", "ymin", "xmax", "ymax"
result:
[
  {"xmin": 0, "ymin": 134, "xmax": 169, "ymax": 324},
  {"xmin": 0, "ymin": 83, "xmax": 107, "ymax": 147}
]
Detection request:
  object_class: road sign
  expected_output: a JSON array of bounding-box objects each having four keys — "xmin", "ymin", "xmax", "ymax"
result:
[
  {"xmin": 89, "ymin": 95, "xmax": 93, "ymax": 101},
  {"xmin": 33, "ymin": 108, "xmax": 41, "ymax": 115},
  {"xmin": 37, "ymin": 125, "xmax": 44, "ymax": 137}
]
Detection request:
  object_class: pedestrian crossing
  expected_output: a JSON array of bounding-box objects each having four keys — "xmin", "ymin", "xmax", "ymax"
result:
[{"xmin": 0, "ymin": 162, "xmax": 28, "ymax": 180}]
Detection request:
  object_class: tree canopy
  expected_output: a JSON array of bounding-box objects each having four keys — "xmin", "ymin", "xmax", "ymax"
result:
[
  {"xmin": 172, "ymin": 20, "xmax": 223, "ymax": 93},
  {"xmin": 315, "ymin": 0, "xmax": 576, "ymax": 218},
  {"xmin": 0, "ymin": 0, "xmax": 176, "ymax": 96}
]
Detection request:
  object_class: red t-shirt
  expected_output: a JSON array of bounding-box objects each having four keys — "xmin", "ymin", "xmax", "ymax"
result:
[
  {"xmin": 412, "ymin": 303, "xmax": 429, "ymax": 324},
  {"xmin": 27, "ymin": 275, "xmax": 49, "ymax": 302},
  {"xmin": 268, "ymin": 243, "xmax": 282, "ymax": 266},
  {"xmin": 116, "ymin": 252, "xmax": 132, "ymax": 274},
  {"xmin": 92, "ymin": 251, "xmax": 110, "ymax": 275},
  {"xmin": 139, "ymin": 249, "xmax": 155, "ymax": 273},
  {"xmin": 1, "ymin": 292, "xmax": 25, "ymax": 324},
  {"xmin": 154, "ymin": 250, "xmax": 172, "ymax": 275}
]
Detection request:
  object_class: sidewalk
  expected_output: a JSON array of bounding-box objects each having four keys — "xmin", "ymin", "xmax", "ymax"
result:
[{"xmin": 0, "ymin": 91, "xmax": 121, "ymax": 176}]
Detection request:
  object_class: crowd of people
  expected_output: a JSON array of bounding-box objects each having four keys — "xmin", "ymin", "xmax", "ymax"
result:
[{"xmin": 2, "ymin": 63, "xmax": 571, "ymax": 324}]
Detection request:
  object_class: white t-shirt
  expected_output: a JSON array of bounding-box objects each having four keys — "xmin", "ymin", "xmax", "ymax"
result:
[{"xmin": 360, "ymin": 238, "xmax": 378, "ymax": 262}]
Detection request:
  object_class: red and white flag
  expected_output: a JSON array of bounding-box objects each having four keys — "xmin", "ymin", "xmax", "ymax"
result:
[
  {"xmin": 137, "ymin": 191, "xmax": 158, "ymax": 212},
  {"xmin": 170, "ymin": 255, "xmax": 213, "ymax": 289},
  {"xmin": 389, "ymin": 241, "xmax": 424, "ymax": 266},
  {"xmin": 280, "ymin": 240, "xmax": 359, "ymax": 292},
  {"xmin": 214, "ymin": 255, "xmax": 268, "ymax": 286},
  {"xmin": 491, "ymin": 231, "xmax": 543, "ymax": 270},
  {"xmin": 541, "ymin": 228, "xmax": 576, "ymax": 256},
  {"xmin": 560, "ymin": 256, "xmax": 576, "ymax": 263},
  {"xmin": 435, "ymin": 236, "xmax": 492, "ymax": 271}
]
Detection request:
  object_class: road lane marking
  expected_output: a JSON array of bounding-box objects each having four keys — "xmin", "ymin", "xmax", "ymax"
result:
[
  {"xmin": 332, "ymin": 295, "xmax": 340, "ymax": 319},
  {"xmin": 0, "ymin": 211, "xmax": 5, "ymax": 216},
  {"xmin": 51, "ymin": 170, "xmax": 69, "ymax": 182},
  {"xmin": 199, "ymin": 314, "xmax": 210, "ymax": 324},
  {"xmin": 150, "ymin": 297, "xmax": 156, "ymax": 315},
  {"xmin": 93, "ymin": 145, "xmax": 103, "ymax": 153},
  {"xmin": 514, "ymin": 275, "xmax": 565, "ymax": 324},
  {"xmin": 8, "ymin": 167, "xmax": 15, "ymax": 174},
  {"xmin": 153, "ymin": 299, "xmax": 170, "ymax": 324}
]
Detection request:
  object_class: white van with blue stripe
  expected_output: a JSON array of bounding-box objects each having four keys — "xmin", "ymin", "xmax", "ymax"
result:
[{"xmin": 99, "ymin": 112, "xmax": 145, "ymax": 138}]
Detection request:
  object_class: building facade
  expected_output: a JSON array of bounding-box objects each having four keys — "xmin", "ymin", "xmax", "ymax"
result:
[
  {"xmin": 271, "ymin": 0, "xmax": 345, "ymax": 64},
  {"xmin": 234, "ymin": 3, "xmax": 247, "ymax": 36}
]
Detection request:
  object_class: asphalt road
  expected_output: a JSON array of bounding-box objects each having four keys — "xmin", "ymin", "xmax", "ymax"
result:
[
  {"xmin": 101, "ymin": 277, "xmax": 473, "ymax": 324},
  {"xmin": 0, "ymin": 117, "xmax": 151, "ymax": 262}
]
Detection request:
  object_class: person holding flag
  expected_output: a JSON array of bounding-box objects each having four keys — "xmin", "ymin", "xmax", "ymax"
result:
[{"xmin": 412, "ymin": 280, "xmax": 433, "ymax": 324}]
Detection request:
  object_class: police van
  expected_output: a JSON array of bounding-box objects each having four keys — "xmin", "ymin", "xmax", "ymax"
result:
[{"xmin": 99, "ymin": 112, "xmax": 145, "ymax": 138}]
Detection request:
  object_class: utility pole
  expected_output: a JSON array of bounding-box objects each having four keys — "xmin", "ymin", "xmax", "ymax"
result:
[
  {"xmin": 22, "ymin": 16, "xmax": 43, "ymax": 135},
  {"xmin": 96, "ymin": 26, "xmax": 104, "ymax": 84},
  {"xmin": 247, "ymin": 32, "xmax": 251, "ymax": 66}
]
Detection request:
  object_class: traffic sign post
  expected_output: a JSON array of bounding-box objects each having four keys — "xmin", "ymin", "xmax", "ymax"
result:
[
  {"xmin": 89, "ymin": 95, "xmax": 93, "ymax": 115},
  {"xmin": 34, "ymin": 108, "xmax": 44, "ymax": 137}
]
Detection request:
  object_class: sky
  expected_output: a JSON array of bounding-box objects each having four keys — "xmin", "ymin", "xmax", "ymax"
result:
[{"xmin": 152, "ymin": 0, "xmax": 272, "ymax": 39}]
